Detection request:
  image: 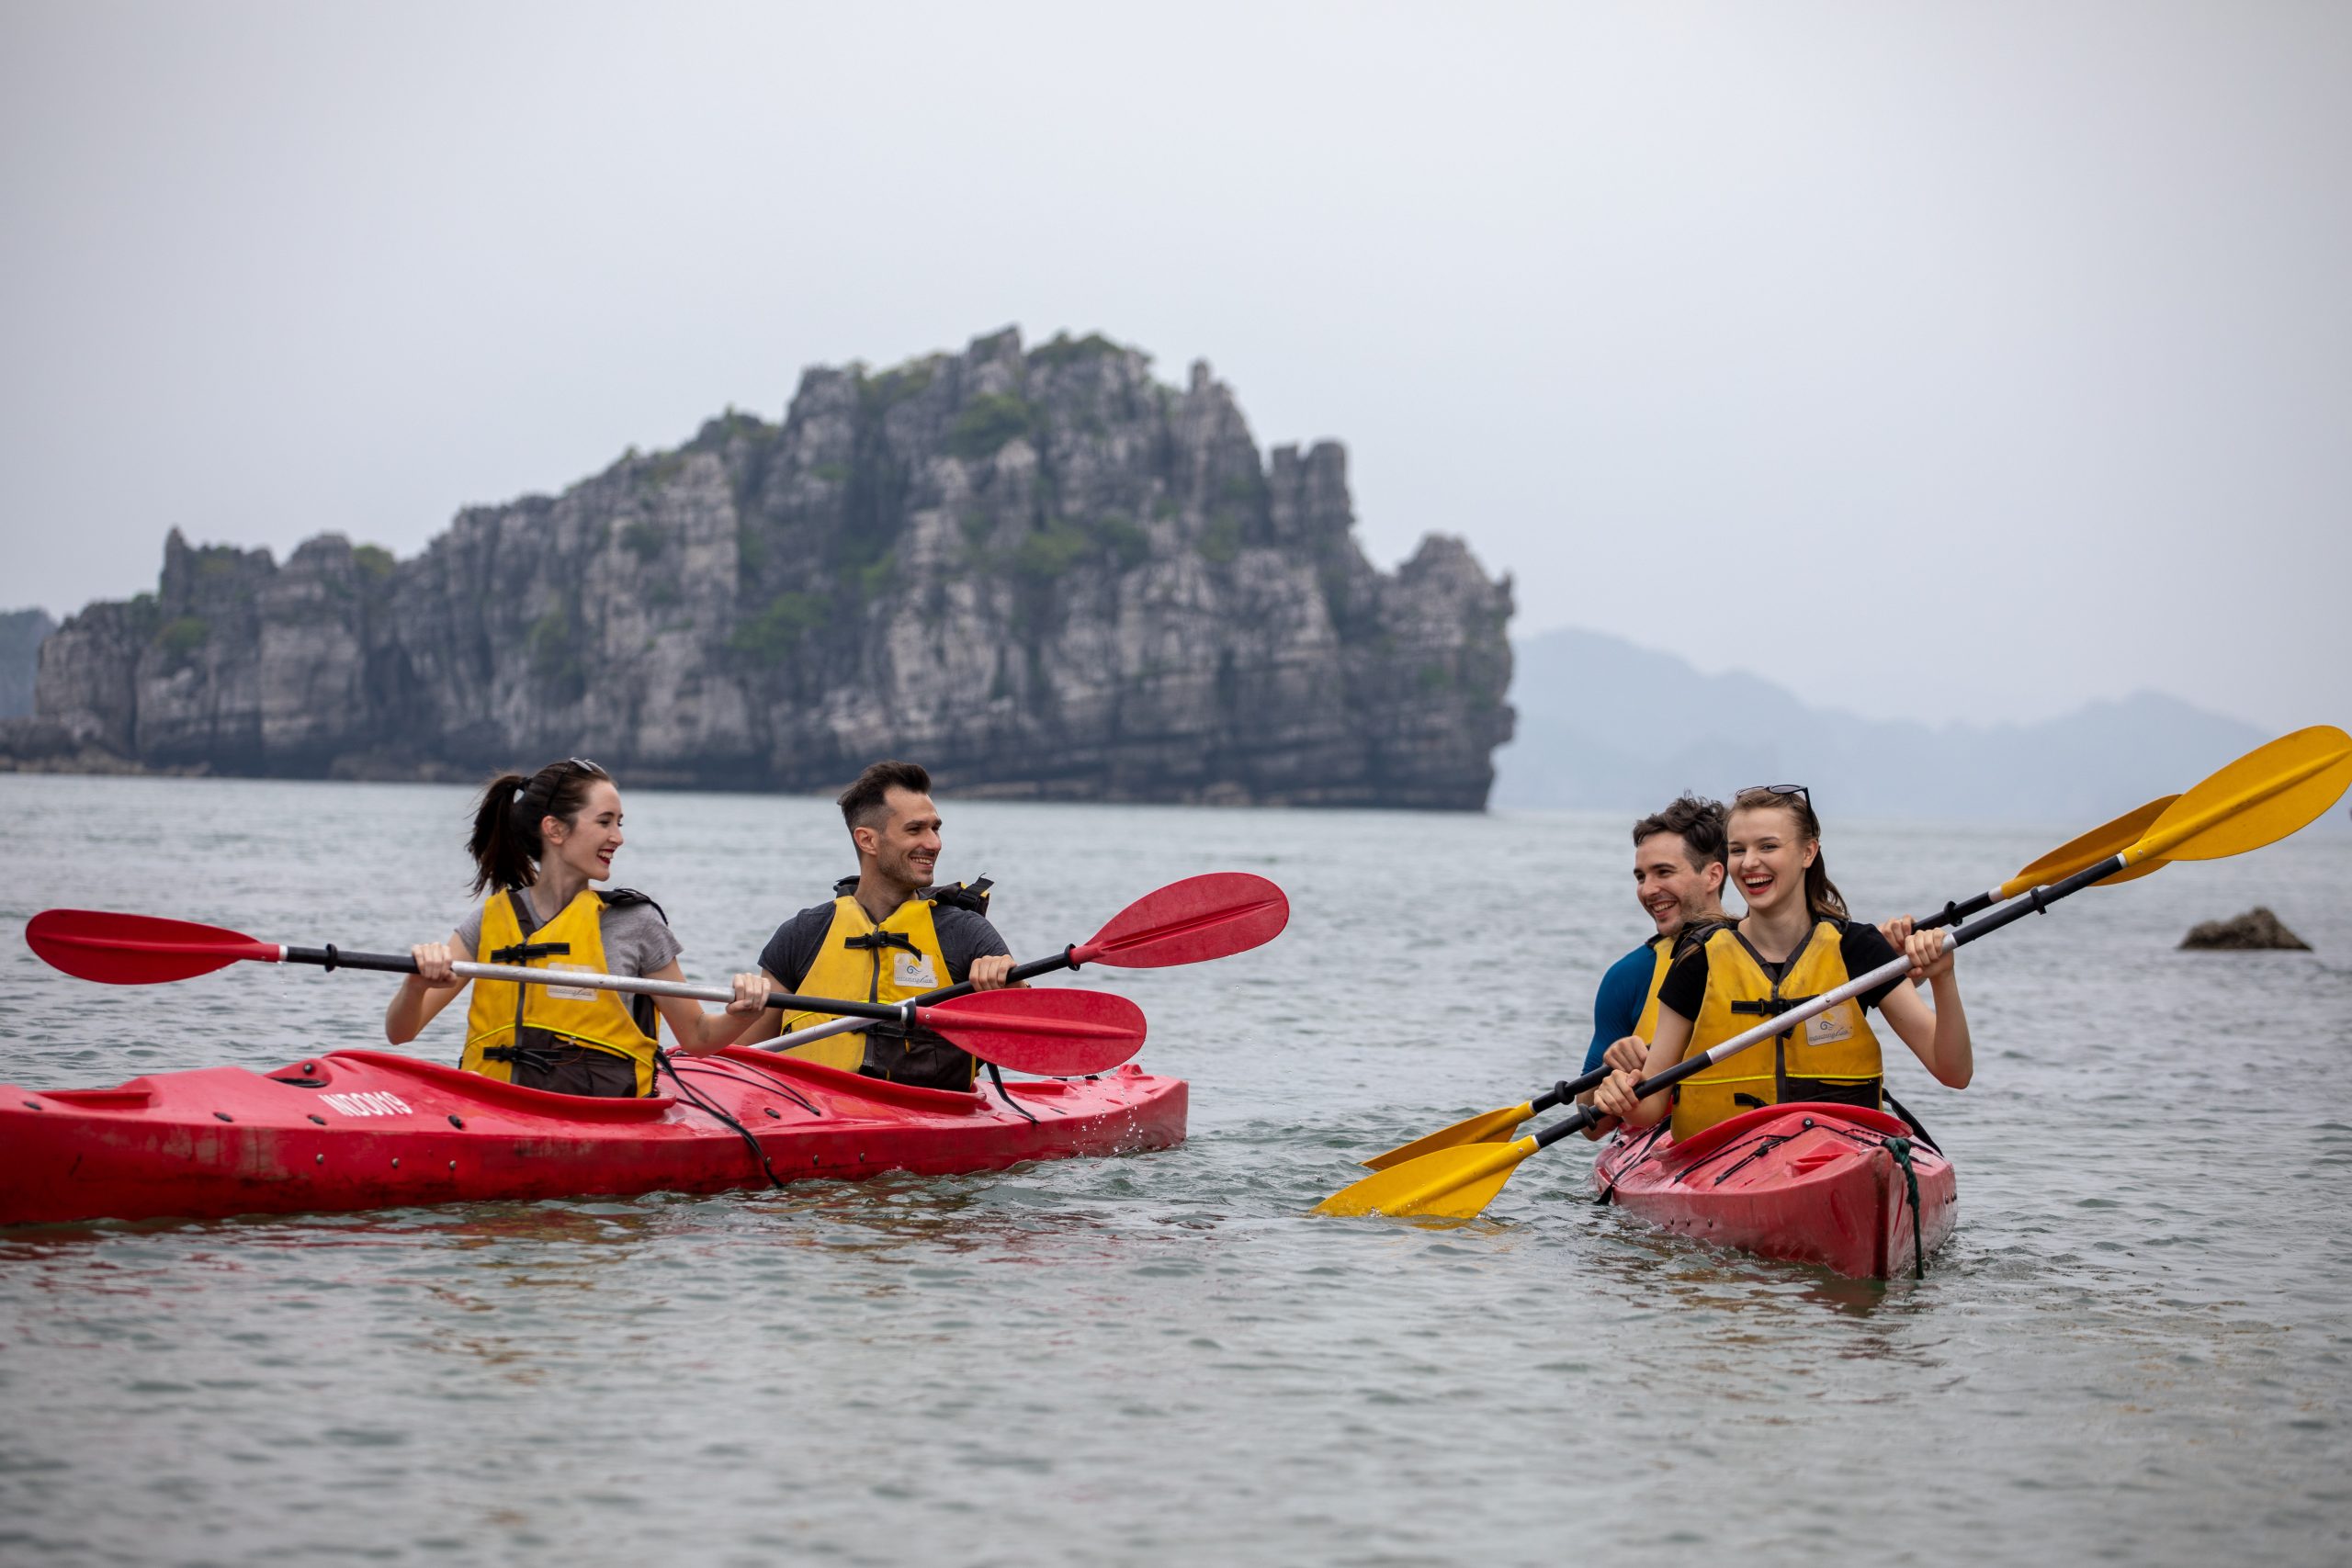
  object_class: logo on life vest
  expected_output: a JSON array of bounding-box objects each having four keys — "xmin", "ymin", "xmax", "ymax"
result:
[
  {"xmin": 1804, "ymin": 1008, "xmax": 1854, "ymax": 1046},
  {"xmin": 319, "ymin": 1090, "xmax": 414, "ymax": 1118},
  {"xmin": 541, "ymin": 964, "xmax": 598, "ymax": 1001},
  {"xmin": 893, "ymin": 952, "xmax": 937, "ymax": 988}
]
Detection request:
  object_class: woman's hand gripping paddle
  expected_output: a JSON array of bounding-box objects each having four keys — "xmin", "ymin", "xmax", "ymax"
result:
[
  {"xmin": 1318, "ymin": 725, "xmax": 2352, "ymax": 1220},
  {"xmin": 1353, "ymin": 792, "xmax": 2188, "ymax": 1172},
  {"xmin": 22, "ymin": 910, "xmax": 1146, "ymax": 1077}
]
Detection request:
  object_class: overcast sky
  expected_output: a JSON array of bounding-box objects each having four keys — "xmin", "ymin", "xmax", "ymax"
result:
[{"xmin": 4, "ymin": 2, "xmax": 2346, "ymax": 731}]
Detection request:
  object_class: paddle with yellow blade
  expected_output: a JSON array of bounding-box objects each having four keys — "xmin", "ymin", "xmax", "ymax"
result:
[
  {"xmin": 1318, "ymin": 725, "xmax": 2352, "ymax": 1220},
  {"xmin": 1354, "ymin": 792, "xmax": 2184, "ymax": 1173}
]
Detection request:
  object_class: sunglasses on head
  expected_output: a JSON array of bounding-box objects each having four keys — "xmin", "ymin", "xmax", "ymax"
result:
[{"xmin": 1747, "ymin": 783, "xmax": 1810, "ymax": 807}]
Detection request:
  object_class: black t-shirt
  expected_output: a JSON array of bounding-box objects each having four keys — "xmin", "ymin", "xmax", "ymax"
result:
[
  {"xmin": 758, "ymin": 897, "xmax": 1011, "ymax": 994},
  {"xmin": 1655, "ymin": 918, "xmax": 1904, "ymax": 1024}
]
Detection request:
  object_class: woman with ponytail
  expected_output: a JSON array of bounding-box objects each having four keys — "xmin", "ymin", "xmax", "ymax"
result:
[
  {"xmin": 383, "ymin": 758, "xmax": 768, "ymax": 1097},
  {"xmin": 1592, "ymin": 784, "xmax": 1973, "ymax": 1140}
]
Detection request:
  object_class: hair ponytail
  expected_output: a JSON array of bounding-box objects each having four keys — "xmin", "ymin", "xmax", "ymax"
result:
[
  {"xmin": 467, "ymin": 773, "xmax": 535, "ymax": 895},
  {"xmin": 464, "ymin": 758, "xmax": 616, "ymax": 896},
  {"xmin": 1729, "ymin": 785, "xmax": 1848, "ymax": 924}
]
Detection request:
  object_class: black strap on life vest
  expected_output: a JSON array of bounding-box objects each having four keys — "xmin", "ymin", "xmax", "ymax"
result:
[
  {"xmin": 931, "ymin": 876, "xmax": 994, "ymax": 915},
  {"xmin": 842, "ymin": 930, "xmax": 922, "ymax": 955},
  {"xmin": 1670, "ymin": 918, "xmax": 1733, "ymax": 962},
  {"xmin": 1727, "ymin": 994, "xmax": 1822, "ymax": 1019},
  {"xmin": 602, "ymin": 887, "xmax": 670, "ymax": 1038},
  {"xmin": 829, "ymin": 874, "xmax": 995, "ymax": 916},
  {"xmin": 489, "ymin": 940, "xmax": 571, "ymax": 964}
]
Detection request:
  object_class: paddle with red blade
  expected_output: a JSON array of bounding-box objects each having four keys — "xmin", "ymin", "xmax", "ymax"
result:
[
  {"xmin": 24, "ymin": 908, "xmax": 1145, "ymax": 1076},
  {"xmin": 905, "ymin": 871, "xmax": 1291, "ymax": 1006},
  {"xmin": 750, "ymin": 871, "xmax": 1287, "ymax": 1075}
]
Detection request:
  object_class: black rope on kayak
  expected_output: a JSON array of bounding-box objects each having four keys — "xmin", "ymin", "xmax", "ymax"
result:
[
  {"xmin": 1884, "ymin": 1134, "xmax": 1927, "ymax": 1280},
  {"xmin": 1879, "ymin": 1089, "xmax": 1941, "ymax": 1155},
  {"xmin": 1709, "ymin": 1134, "xmax": 1798, "ymax": 1189},
  {"xmin": 678, "ymin": 1054, "xmax": 822, "ymax": 1119},
  {"xmin": 1668, "ymin": 1129, "xmax": 1782, "ymax": 1186},
  {"xmin": 1591, "ymin": 1119, "xmax": 1671, "ymax": 1206},
  {"xmin": 653, "ymin": 1050, "xmax": 788, "ymax": 1191},
  {"xmin": 984, "ymin": 1061, "xmax": 1038, "ymax": 1125}
]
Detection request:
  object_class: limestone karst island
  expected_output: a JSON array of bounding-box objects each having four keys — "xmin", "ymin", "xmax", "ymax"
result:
[{"xmin": 2, "ymin": 329, "xmax": 1515, "ymax": 808}]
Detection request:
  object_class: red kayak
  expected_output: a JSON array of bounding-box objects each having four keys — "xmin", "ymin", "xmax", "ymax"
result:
[
  {"xmin": 1590, "ymin": 1102, "xmax": 1956, "ymax": 1279},
  {"xmin": 0, "ymin": 1047, "xmax": 1186, "ymax": 1227}
]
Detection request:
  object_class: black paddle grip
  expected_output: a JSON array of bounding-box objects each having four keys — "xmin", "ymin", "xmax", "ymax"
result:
[
  {"xmin": 1534, "ymin": 1105, "xmax": 1600, "ymax": 1150},
  {"xmin": 901, "ymin": 945, "xmax": 1078, "ymax": 1010},
  {"xmin": 1916, "ymin": 890, "xmax": 1994, "ymax": 932},
  {"xmin": 285, "ymin": 945, "xmax": 420, "ymax": 976},
  {"xmin": 1950, "ymin": 852, "xmax": 2124, "ymax": 949}
]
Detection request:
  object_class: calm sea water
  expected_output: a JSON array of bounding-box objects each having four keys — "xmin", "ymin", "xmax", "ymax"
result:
[{"xmin": 2, "ymin": 774, "xmax": 2348, "ymax": 1567}]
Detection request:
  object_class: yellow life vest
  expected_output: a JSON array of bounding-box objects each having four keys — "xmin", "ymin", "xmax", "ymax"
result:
[
  {"xmin": 461, "ymin": 888, "xmax": 659, "ymax": 1096},
  {"xmin": 1632, "ymin": 932, "xmax": 1673, "ymax": 1044},
  {"xmin": 1669, "ymin": 919, "xmax": 1883, "ymax": 1140},
  {"xmin": 789, "ymin": 893, "xmax": 973, "ymax": 1088}
]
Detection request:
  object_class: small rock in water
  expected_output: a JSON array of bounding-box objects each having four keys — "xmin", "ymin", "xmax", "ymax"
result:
[{"xmin": 2179, "ymin": 907, "xmax": 2311, "ymax": 952}]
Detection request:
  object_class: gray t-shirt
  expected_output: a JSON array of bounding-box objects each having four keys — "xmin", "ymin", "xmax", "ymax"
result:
[{"xmin": 456, "ymin": 889, "xmax": 683, "ymax": 979}]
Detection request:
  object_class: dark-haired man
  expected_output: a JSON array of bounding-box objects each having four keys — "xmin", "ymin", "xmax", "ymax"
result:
[
  {"xmin": 735, "ymin": 760, "xmax": 1018, "ymax": 1089},
  {"xmin": 1577, "ymin": 795, "xmax": 1730, "ymax": 1133}
]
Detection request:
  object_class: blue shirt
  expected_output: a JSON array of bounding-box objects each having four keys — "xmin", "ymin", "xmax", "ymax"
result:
[{"xmin": 1585, "ymin": 941, "xmax": 1660, "ymax": 1076}]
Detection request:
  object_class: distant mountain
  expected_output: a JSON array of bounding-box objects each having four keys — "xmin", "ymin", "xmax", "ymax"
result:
[
  {"xmin": 0, "ymin": 608, "xmax": 56, "ymax": 718},
  {"xmin": 1492, "ymin": 626, "xmax": 2285, "ymax": 826}
]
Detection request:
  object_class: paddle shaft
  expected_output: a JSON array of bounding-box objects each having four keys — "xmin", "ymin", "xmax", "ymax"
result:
[
  {"xmin": 906, "ymin": 945, "xmax": 1081, "ymax": 1008},
  {"xmin": 1917, "ymin": 890, "xmax": 1996, "ymax": 932},
  {"xmin": 277, "ymin": 942, "xmax": 940, "ymax": 1028}
]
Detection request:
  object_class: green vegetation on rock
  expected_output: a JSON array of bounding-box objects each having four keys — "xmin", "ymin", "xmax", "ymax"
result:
[
  {"xmin": 728, "ymin": 592, "xmax": 828, "ymax": 664},
  {"xmin": 1097, "ymin": 513, "xmax": 1150, "ymax": 569},
  {"xmin": 155, "ymin": 615, "xmax": 209, "ymax": 662},
  {"xmin": 1029, "ymin": 332, "xmax": 1126, "ymax": 370},
  {"xmin": 948, "ymin": 393, "xmax": 1038, "ymax": 460},
  {"xmin": 859, "ymin": 359, "xmax": 937, "ymax": 412},
  {"xmin": 1197, "ymin": 512, "xmax": 1242, "ymax": 565},
  {"xmin": 526, "ymin": 608, "xmax": 575, "ymax": 682},
  {"xmin": 1014, "ymin": 520, "xmax": 1093, "ymax": 581}
]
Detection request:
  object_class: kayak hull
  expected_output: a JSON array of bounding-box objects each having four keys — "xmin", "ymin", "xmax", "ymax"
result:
[
  {"xmin": 0, "ymin": 1047, "xmax": 1186, "ymax": 1227},
  {"xmin": 1590, "ymin": 1102, "xmax": 1956, "ymax": 1279}
]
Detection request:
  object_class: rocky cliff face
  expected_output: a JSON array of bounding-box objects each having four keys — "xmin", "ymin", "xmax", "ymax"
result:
[
  {"xmin": 7, "ymin": 329, "xmax": 1514, "ymax": 807},
  {"xmin": 0, "ymin": 609, "xmax": 55, "ymax": 718}
]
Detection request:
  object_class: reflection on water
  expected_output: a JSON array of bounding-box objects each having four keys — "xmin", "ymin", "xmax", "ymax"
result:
[{"xmin": 1, "ymin": 775, "xmax": 2348, "ymax": 1565}]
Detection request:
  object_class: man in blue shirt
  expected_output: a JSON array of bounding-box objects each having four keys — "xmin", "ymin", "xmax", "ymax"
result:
[{"xmin": 1578, "ymin": 796, "xmax": 1730, "ymax": 1131}]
